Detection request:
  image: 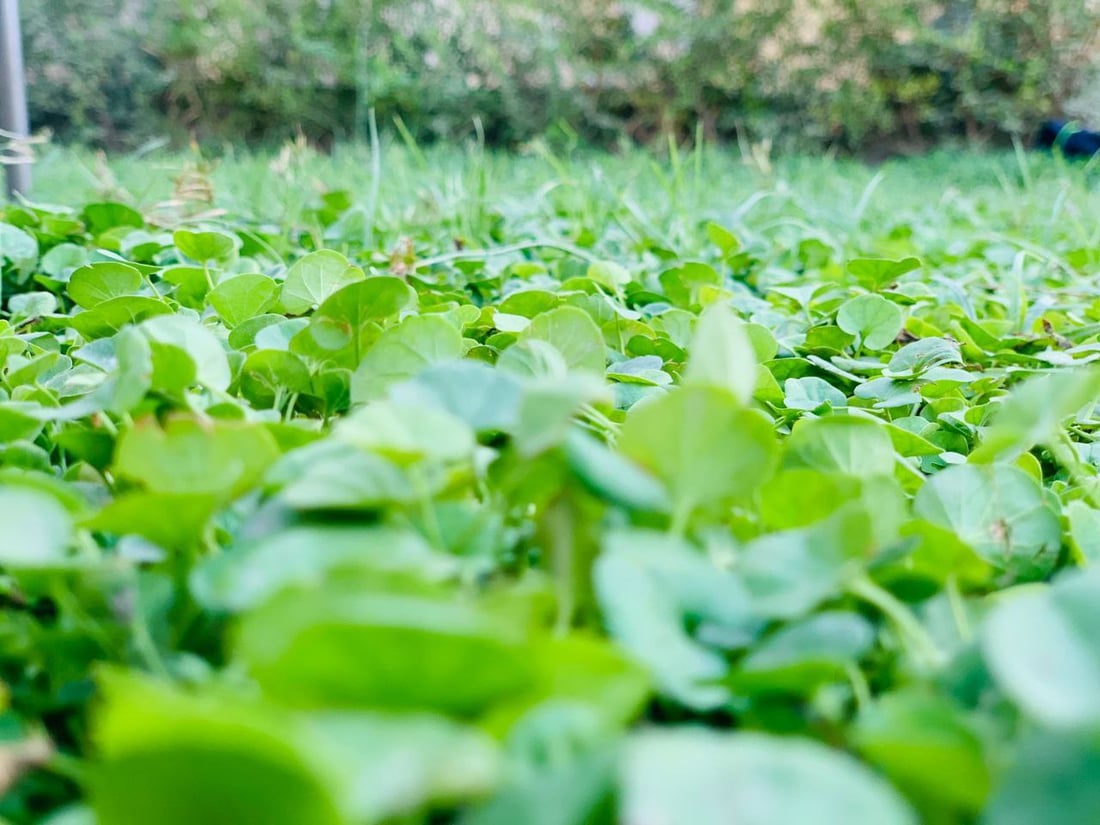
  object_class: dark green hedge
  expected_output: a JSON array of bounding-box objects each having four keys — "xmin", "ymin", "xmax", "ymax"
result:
[{"xmin": 20, "ymin": 0, "xmax": 1100, "ymax": 151}]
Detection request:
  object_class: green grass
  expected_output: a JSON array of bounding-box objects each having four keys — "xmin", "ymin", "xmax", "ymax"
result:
[
  {"xmin": 31, "ymin": 141, "xmax": 1100, "ymax": 252},
  {"xmin": 4, "ymin": 141, "xmax": 1100, "ymax": 824}
]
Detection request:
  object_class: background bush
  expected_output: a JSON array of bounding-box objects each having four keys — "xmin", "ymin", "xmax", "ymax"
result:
[{"xmin": 21, "ymin": 0, "xmax": 1100, "ymax": 152}]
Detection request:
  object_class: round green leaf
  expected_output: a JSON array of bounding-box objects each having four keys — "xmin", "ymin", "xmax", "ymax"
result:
[
  {"xmin": 501, "ymin": 306, "xmax": 605, "ymax": 376},
  {"xmin": 683, "ymin": 302, "xmax": 757, "ymax": 402},
  {"xmin": 855, "ymin": 690, "xmax": 991, "ymax": 812},
  {"xmin": 191, "ymin": 525, "xmax": 452, "ymax": 611},
  {"xmin": 734, "ymin": 611, "xmax": 875, "ymax": 694},
  {"xmin": 620, "ymin": 729, "xmax": 916, "ymax": 825},
  {"xmin": 836, "ymin": 294, "xmax": 903, "ymax": 350},
  {"xmin": 984, "ymin": 732, "xmax": 1100, "ymax": 825},
  {"xmin": 113, "ymin": 416, "xmax": 280, "ymax": 500},
  {"xmin": 619, "ymin": 386, "xmax": 778, "ymax": 520},
  {"xmin": 350, "ymin": 314, "xmax": 465, "ymax": 403},
  {"xmin": 0, "ymin": 486, "xmax": 74, "ymax": 567},
  {"xmin": 914, "ymin": 464, "xmax": 1061, "ymax": 581},
  {"xmin": 67, "ymin": 262, "xmax": 144, "ymax": 309},
  {"xmin": 281, "ymin": 249, "xmax": 365, "ymax": 315},
  {"xmin": 138, "ymin": 314, "xmax": 231, "ymax": 391},
  {"xmin": 783, "ymin": 415, "xmax": 896, "ymax": 478},
  {"xmin": 234, "ymin": 588, "xmax": 537, "ymax": 714},
  {"xmin": 207, "ymin": 273, "xmax": 279, "ymax": 328},
  {"xmin": 981, "ymin": 568, "xmax": 1100, "ymax": 728},
  {"xmin": 173, "ymin": 228, "xmax": 239, "ymax": 263},
  {"xmin": 91, "ymin": 673, "xmax": 343, "ymax": 825}
]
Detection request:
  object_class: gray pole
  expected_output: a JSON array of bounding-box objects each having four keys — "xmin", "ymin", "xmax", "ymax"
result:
[{"xmin": 0, "ymin": 0, "xmax": 30, "ymax": 198}]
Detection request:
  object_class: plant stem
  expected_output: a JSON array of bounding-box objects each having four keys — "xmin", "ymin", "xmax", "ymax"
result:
[
  {"xmin": 845, "ymin": 662, "xmax": 871, "ymax": 713},
  {"xmin": 945, "ymin": 574, "xmax": 972, "ymax": 644},
  {"xmin": 545, "ymin": 497, "xmax": 576, "ymax": 636},
  {"xmin": 848, "ymin": 574, "xmax": 946, "ymax": 671}
]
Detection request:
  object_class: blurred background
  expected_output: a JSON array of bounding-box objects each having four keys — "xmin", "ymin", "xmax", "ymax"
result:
[{"xmin": 19, "ymin": 0, "xmax": 1100, "ymax": 157}]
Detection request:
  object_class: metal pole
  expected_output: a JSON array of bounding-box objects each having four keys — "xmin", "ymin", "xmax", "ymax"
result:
[{"xmin": 0, "ymin": 0, "xmax": 30, "ymax": 198}]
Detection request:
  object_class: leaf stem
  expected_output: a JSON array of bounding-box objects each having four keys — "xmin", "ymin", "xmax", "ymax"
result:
[
  {"xmin": 848, "ymin": 574, "xmax": 946, "ymax": 671},
  {"xmin": 545, "ymin": 497, "xmax": 576, "ymax": 635},
  {"xmin": 668, "ymin": 502, "xmax": 692, "ymax": 540},
  {"xmin": 845, "ymin": 662, "xmax": 871, "ymax": 713},
  {"xmin": 945, "ymin": 574, "xmax": 972, "ymax": 644},
  {"xmin": 410, "ymin": 466, "xmax": 446, "ymax": 552}
]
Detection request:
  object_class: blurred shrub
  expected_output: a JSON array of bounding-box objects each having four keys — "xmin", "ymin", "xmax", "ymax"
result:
[
  {"xmin": 21, "ymin": 0, "xmax": 1100, "ymax": 151},
  {"xmin": 22, "ymin": 0, "xmax": 170, "ymax": 146}
]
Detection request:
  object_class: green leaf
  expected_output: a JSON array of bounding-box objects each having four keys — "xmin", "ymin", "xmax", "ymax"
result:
[
  {"xmin": 0, "ymin": 486, "xmax": 74, "ymax": 568},
  {"xmin": 281, "ymin": 249, "xmax": 365, "ymax": 315},
  {"xmin": 587, "ymin": 260, "xmax": 631, "ymax": 289},
  {"xmin": 9, "ymin": 291, "xmax": 58, "ymax": 321},
  {"xmin": 914, "ymin": 464, "xmax": 1061, "ymax": 581},
  {"xmin": 982, "ymin": 568, "xmax": 1100, "ymax": 728},
  {"xmin": 302, "ymin": 711, "xmax": 501, "ymax": 822},
  {"xmin": 82, "ymin": 202, "xmax": 143, "ymax": 234},
  {"xmin": 564, "ymin": 429, "xmax": 669, "ymax": 512},
  {"xmin": 67, "ymin": 296, "xmax": 172, "ymax": 339},
  {"xmin": 1067, "ymin": 499, "xmax": 1100, "ymax": 564},
  {"xmin": 847, "ymin": 256, "xmax": 921, "ymax": 289},
  {"xmin": 759, "ymin": 468, "xmax": 863, "ymax": 529},
  {"xmin": 191, "ymin": 525, "xmax": 453, "ymax": 611},
  {"xmin": 239, "ymin": 349, "xmax": 312, "ymax": 409},
  {"xmin": 783, "ymin": 376, "xmax": 847, "ymax": 410},
  {"xmin": 513, "ymin": 374, "xmax": 607, "ymax": 456},
  {"xmin": 0, "ymin": 402, "xmax": 45, "ymax": 443},
  {"xmin": 84, "ymin": 491, "xmax": 220, "ymax": 551},
  {"xmin": 658, "ymin": 262, "xmax": 720, "ymax": 308},
  {"xmin": 983, "ymin": 732, "xmax": 1100, "ymax": 825},
  {"xmin": 0, "ymin": 222, "xmax": 38, "ymax": 274},
  {"xmin": 683, "ymin": 302, "xmax": 757, "ymax": 402},
  {"xmin": 620, "ymin": 729, "xmax": 916, "ymax": 825},
  {"xmin": 738, "ymin": 505, "xmax": 873, "ymax": 618},
  {"xmin": 970, "ymin": 366, "xmax": 1100, "ymax": 463},
  {"xmin": 459, "ymin": 748, "xmax": 616, "ymax": 825},
  {"xmin": 594, "ymin": 529, "xmax": 757, "ymax": 709},
  {"xmin": 836, "ymin": 294, "xmax": 903, "ymax": 350},
  {"xmin": 335, "ymin": 400, "xmax": 474, "ymax": 465},
  {"xmin": 173, "ymin": 228, "xmax": 238, "ymax": 262},
  {"xmin": 388, "ymin": 360, "xmax": 523, "ymax": 434},
  {"xmin": 308, "ymin": 276, "xmax": 416, "ymax": 362},
  {"xmin": 67, "ymin": 262, "xmax": 144, "ymax": 309},
  {"xmin": 732, "ymin": 611, "xmax": 875, "ymax": 694},
  {"xmin": 276, "ymin": 445, "xmax": 416, "ymax": 509},
  {"xmin": 855, "ymin": 690, "xmax": 990, "ymax": 812},
  {"xmin": 138, "ymin": 314, "xmax": 232, "ymax": 391},
  {"xmin": 40, "ymin": 241, "xmax": 89, "ymax": 276},
  {"xmin": 234, "ymin": 586, "xmax": 538, "ymax": 714},
  {"xmin": 113, "ymin": 416, "xmax": 280, "ymax": 499},
  {"xmin": 885, "ymin": 337, "xmax": 963, "ymax": 378},
  {"xmin": 501, "ymin": 306, "xmax": 605, "ymax": 376},
  {"xmin": 618, "ymin": 386, "xmax": 778, "ymax": 521},
  {"xmin": 892, "ymin": 520, "xmax": 992, "ymax": 587},
  {"xmin": 705, "ymin": 221, "xmax": 740, "ymax": 253},
  {"xmin": 783, "ymin": 415, "xmax": 896, "ymax": 479},
  {"xmin": 256, "ymin": 317, "xmax": 309, "ymax": 351},
  {"xmin": 350, "ymin": 313, "xmax": 465, "ymax": 403},
  {"xmin": 90, "ymin": 672, "xmax": 344, "ymax": 825},
  {"xmin": 207, "ymin": 273, "xmax": 279, "ymax": 327}
]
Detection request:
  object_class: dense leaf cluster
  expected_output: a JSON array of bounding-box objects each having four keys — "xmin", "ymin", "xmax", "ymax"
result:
[{"xmin": 2, "ymin": 160, "xmax": 1100, "ymax": 824}]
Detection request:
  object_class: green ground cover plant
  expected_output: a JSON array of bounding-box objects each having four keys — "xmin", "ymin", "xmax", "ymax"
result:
[{"xmin": 3, "ymin": 142, "xmax": 1100, "ymax": 823}]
